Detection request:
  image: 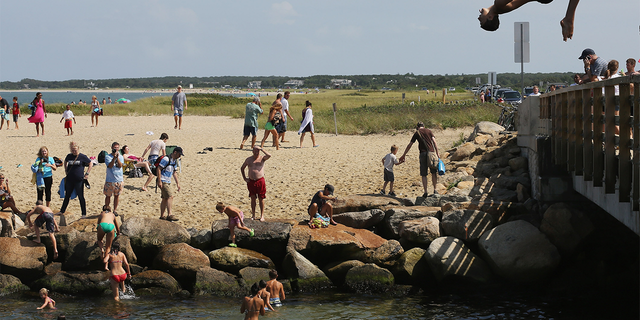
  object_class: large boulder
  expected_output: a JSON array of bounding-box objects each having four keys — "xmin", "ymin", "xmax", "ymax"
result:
[
  {"xmin": 467, "ymin": 121, "xmax": 505, "ymax": 142},
  {"xmin": 238, "ymin": 267, "xmax": 272, "ymax": 286},
  {"xmin": 450, "ymin": 142, "xmax": 479, "ymax": 161},
  {"xmin": 0, "ymin": 238, "xmax": 47, "ymax": 281},
  {"xmin": 188, "ymin": 228, "xmax": 212, "ymax": 250},
  {"xmin": 441, "ymin": 210, "xmax": 495, "ymax": 241},
  {"xmin": 62, "ymin": 232, "xmax": 103, "ymax": 271},
  {"xmin": 344, "ymin": 263, "xmax": 394, "ymax": 293},
  {"xmin": 282, "ymin": 248, "xmax": 332, "ymax": 291},
  {"xmin": 0, "ymin": 212, "xmax": 16, "ymax": 237},
  {"xmin": 152, "ymin": 243, "xmax": 210, "ymax": 283},
  {"xmin": 0, "ymin": 274, "xmax": 29, "ymax": 295},
  {"xmin": 392, "ymin": 248, "xmax": 431, "ymax": 286},
  {"xmin": 121, "ymin": 217, "xmax": 190, "ymax": 265},
  {"xmin": 441, "ymin": 201, "xmax": 516, "ymax": 224},
  {"xmin": 193, "ymin": 267, "xmax": 245, "ymax": 296},
  {"xmin": 398, "ymin": 217, "xmax": 440, "ymax": 245},
  {"xmin": 211, "ymin": 219, "xmax": 292, "ymax": 266},
  {"xmin": 425, "ymin": 236, "xmax": 492, "ymax": 283},
  {"xmin": 323, "ymin": 260, "xmax": 365, "ymax": 286},
  {"xmin": 539, "ymin": 203, "xmax": 594, "ymax": 256},
  {"xmin": 31, "ymin": 270, "xmax": 110, "ymax": 295},
  {"xmin": 381, "ymin": 207, "xmax": 440, "ymax": 239},
  {"xmin": 369, "ymin": 240, "xmax": 404, "ymax": 267},
  {"xmin": 332, "ymin": 195, "xmax": 402, "ymax": 214},
  {"xmin": 208, "ymin": 247, "xmax": 275, "ymax": 274},
  {"xmin": 131, "ymin": 270, "xmax": 182, "ymax": 295},
  {"xmin": 287, "ymin": 223, "xmax": 386, "ymax": 265},
  {"xmin": 478, "ymin": 220, "xmax": 560, "ymax": 282},
  {"xmin": 333, "ymin": 209, "xmax": 385, "ymax": 229}
]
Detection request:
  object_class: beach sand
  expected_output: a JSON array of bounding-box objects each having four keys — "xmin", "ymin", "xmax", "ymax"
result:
[{"xmin": 1, "ymin": 115, "xmax": 471, "ymax": 231}]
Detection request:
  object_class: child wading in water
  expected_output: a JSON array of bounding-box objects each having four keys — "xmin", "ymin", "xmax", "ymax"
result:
[
  {"xmin": 60, "ymin": 104, "xmax": 76, "ymax": 136},
  {"xmin": 265, "ymin": 269, "xmax": 285, "ymax": 307},
  {"xmin": 37, "ymin": 288, "xmax": 56, "ymax": 309},
  {"xmin": 216, "ymin": 202, "xmax": 254, "ymax": 247}
]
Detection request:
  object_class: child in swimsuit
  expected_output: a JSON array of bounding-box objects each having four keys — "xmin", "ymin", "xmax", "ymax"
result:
[
  {"xmin": 37, "ymin": 288, "xmax": 56, "ymax": 309},
  {"xmin": 258, "ymin": 280, "xmax": 275, "ymax": 311},
  {"xmin": 266, "ymin": 269, "xmax": 285, "ymax": 307},
  {"xmin": 104, "ymin": 242, "xmax": 131, "ymax": 301},
  {"xmin": 216, "ymin": 202, "xmax": 255, "ymax": 247},
  {"xmin": 97, "ymin": 205, "xmax": 120, "ymax": 270},
  {"xmin": 25, "ymin": 200, "xmax": 60, "ymax": 259}
]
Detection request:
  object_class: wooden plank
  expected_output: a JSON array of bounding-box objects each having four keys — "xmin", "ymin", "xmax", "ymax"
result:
[
  {"xmin": 575, "ymin": 88, "xmax": 584, "ymax": 175},
  {"xmin": 554, "ymin": 95, "xmax": 561, "ymax": 165},
  {"xmin": 568, "ymin": 91, "xmax": 576, "ymax": 172},
  {"xmin": 583, "ymin": 89, "xmax": 593, "ymax": 181},
  {"xmin": 604, "ymin": 85, "xmax": 616, "ymax": 194},
  {"xmin": 634, "ymin": 82, "xmax": 639, "ymax": 211},
  {"xmin": 561, "ymin": 93, "xmax": 569, "ymax": 168},
  {"xmin": 593, "ymin": 88, "xmax": 604, "ymax": 187},
  {"xmin": 619, "ymin": 83, "xmax": 631, "ymax": 202}
]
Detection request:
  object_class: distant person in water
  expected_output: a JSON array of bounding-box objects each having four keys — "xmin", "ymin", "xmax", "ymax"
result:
[
  {"xmin": 37, "ymin": 288, "xmax": 56, "ymax": 310},
  {"xmin": 478, "ymin": 0, "xmax": 580, "ymax": 41}
]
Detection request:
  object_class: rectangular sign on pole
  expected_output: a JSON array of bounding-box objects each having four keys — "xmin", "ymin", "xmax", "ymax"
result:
[
  {"xmin": 514, "ymin": 22, "xmax": 530, "ymax": 63},
  {"xmin": 488, "ymin": 72, "xmax": 497, "ymax": 85}
]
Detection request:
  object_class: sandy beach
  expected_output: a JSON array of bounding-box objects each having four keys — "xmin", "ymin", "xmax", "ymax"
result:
[{"xmin": 1, "ymin": 115, "xmax": 471, "ymax": 230}]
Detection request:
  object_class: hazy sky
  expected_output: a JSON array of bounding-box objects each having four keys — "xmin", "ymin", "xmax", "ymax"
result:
[{"xmin": 1, "ymin": 0, "xmax": 638, "ymax": 82}]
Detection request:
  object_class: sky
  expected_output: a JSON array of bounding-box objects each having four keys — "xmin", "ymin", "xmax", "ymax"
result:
[{"xmin": 0, "ymin": 0, "xmax": 638, "ymax": 82}]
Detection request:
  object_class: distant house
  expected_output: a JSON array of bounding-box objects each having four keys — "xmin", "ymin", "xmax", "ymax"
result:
[
  {"xmin": 248, "ymin": 81, "xmax": 262, "ymax": 89},
  {"xmin": 284, "ymin": 79, "xmax": 304, "ymax": 88},
  {"xmin": 331, "ymin": 79, "xmax": 352, "ymax": 89}
]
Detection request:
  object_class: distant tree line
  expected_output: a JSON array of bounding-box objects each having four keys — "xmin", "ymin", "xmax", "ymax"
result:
[{"xmin": 0, "ymin": 72, "xmax": 575, "ymax": 92}]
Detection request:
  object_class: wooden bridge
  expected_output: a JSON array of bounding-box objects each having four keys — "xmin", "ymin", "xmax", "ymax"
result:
[{"xmin": 518, "ymin": 75, "xmax": 640, "ymax": 235}]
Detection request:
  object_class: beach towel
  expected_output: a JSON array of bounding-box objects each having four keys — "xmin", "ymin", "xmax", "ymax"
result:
[{"xmin": 58, "ymin": 178, "xmax": 77, "ymax": 200}]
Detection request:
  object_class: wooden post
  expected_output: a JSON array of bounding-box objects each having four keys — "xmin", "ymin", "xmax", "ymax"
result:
[
  {"xmin": 619, "ymin": 83, "xmax": 632, "ymax": 202},
  {"xmin": 332, "ymin": 103, "xmax": 338, "ymax": 136},
  {"xmin": 575, "ymin": 88, "xmax": 584, "ymax": 175},
  {"xmin": 442, "ymin": 88, "xmax": 446, "ymax": 103},
  {"xmin": 583, "ymin": 89, "xmax": 593, "ymax": 181},
  {"xmin": 561, "ymin": 92, "xmax": 569, "ymax": 167},
  {"xmin": 604, "ymin": 85, "xmax": 616, "ymax": 193},
  {"xmin": 568, "ymin": 91, "xmax": 576, "ymax": 172},
  {"xmin": 593, "ymin": 88, "xmax": 604, "ymax": 187}
]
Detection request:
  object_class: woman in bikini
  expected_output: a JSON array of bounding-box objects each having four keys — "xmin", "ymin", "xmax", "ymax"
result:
[
  {"xmin": 90, "ymin": 95, "xmax": 101, "ymax": 127},
  {"xmin": 241, "ymin": 283, "xmax": 265, "ymax": 319},
  {"xmin": 0, "ymin": 174, "xmax": 23, "ymax": 215},
  {"xmin": 121, "ymin": 145, "xmax": 155, "ymax": 191},
  {"xmin": 104, "ymin": 242, "xmax": 130, "ymax": 301},
  {"xmin": 97, "ymin": 205, "xmax": 119, "ymax": 270},
  {"xmin": 259, "ymin": 98, "xmax": 282, "ymax": 150}
]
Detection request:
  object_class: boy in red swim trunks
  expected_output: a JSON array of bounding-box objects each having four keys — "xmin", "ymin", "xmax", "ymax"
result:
[
  {"xmin": 241, "ymin": 146, "xmax": 271, "ymax": 221},
  {"xmin": 216, "ymin": 202, "xmax": 255, "ymax": 247}
]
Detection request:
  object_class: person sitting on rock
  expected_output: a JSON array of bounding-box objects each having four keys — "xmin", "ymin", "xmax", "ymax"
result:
[
  {"xmin": 307, "ymin": 184, "xmax": 338, "ymax": 227},
  {"xmin": 25, "ymin": 200, "xmax": 60, "ymax": 259}
]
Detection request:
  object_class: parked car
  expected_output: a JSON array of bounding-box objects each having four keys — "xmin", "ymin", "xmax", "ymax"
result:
[
  {"xmin": 494, "ymin": 88, "xmax": 512, "ymax": 102},
  {"xmin": 502, "ymin": 90, "xmax": 522, "ymax": 104},
  {"xmin": 522, "ymin": 87, "xmax": 535, "ymax": 98}
]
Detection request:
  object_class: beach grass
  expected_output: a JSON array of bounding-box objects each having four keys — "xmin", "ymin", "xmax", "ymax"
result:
[{"xmin": 35, "ymin": 90, "xmax": 499, "ymax": 134}]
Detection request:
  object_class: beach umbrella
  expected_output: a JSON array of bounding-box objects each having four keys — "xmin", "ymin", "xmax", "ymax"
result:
[{"xmin": 115, "ymin": 98, "xmax": 131, "ymax": 104}]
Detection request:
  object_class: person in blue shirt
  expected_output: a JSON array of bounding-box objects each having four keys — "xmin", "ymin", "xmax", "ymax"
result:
[
  {"xmin": 104, "ymin": 142, "xmax": 124, "ymax": 215},
  {"xmin": 31, "ymin": 146, "xmax": 57, "ymax": 207}
]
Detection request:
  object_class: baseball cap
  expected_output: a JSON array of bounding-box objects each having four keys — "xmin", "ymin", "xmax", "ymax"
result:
[
  {"xmin": 173, "ymin": 146, "xmax": 184, "ymax": 156},
  {"xmin": 578, "ymin": 48, "xmax": 595, "ymax": 60},
  {"xmin": 177, "ymin": 85, "xmax": 182, "ymax": 89},
  {"xmin": 325, "ymin": 184, "xmax": 335, "ymax": 195}
]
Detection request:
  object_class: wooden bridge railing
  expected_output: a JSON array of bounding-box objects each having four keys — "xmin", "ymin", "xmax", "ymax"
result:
[{"xmin": 539, "ymin": 75, "xmax": 640, "ymax": 212}]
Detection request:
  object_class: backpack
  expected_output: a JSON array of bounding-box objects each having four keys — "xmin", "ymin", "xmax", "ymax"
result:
[
  {"xmin": 272, "ymin": 110, "xmax": 283, "ymax": 125},
  {"xmin": 97, "ymin": 151, "xmax": 108, "ymax": 163},
  {"xmin": 128, "ymin": 168, "xmax": 143, "ymax": 178}
]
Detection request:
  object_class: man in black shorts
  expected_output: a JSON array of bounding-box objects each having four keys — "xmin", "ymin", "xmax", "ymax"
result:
[
  {"xmin": 398, "ymin": 122, "xmax": 440, "ymax": 198},
  {"xmin": 26, "ymin": 200, "xmax": 60, "ymax": 259}
]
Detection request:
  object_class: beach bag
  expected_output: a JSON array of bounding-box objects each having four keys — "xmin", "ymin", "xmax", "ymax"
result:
[
  {"xmin": 128, "ymin": 168, "xmax": 143, "ymax": 178},
  {"xmin": 98, "ymin": 150, "xmax": 108, "ymax": 163},
  {"xmin": 437, "ymin": 159, "xmax": 446, "ymax": 176},
  {"xmin": 58, "ymin": 178, "xmax": 78, "ymax": 200},
  {"xmin": 272, "ymin": 110, "xmax": 282, "ymax": 126}
]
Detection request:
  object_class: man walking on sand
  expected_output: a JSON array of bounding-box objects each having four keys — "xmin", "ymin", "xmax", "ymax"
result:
[
  {"xmin": 171, "ymin": 85, "xmax": 187, "ymax": 130},
  {"xmin": 241, "ymin": 146, "xmax": 271, "ymax": 221},
  {"xmin": 278, "ymin": 91, "xmax": 294, "ymax": 143},
  {"xmin": 240, "ymin": 96, "xmax": 263, "ymax": 149},
  {"xmin": 398, "ymin": 122, "xmax": 440, "ymax": 198}
]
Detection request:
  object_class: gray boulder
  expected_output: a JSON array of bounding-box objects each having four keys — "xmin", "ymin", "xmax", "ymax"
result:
[
  {"xmin": 425, "ymin": 236, "xmax": 492, "ymax": 283},
  {"xmin": 211, "ymin": 219, "xmax": 293, "ymax": 265},
  {"xmin": 467, "ymin": 121, "xmax": 505, "ymax": 142},
  {"xmin": 369, "ymin": 240, "xmax": 404, "ymax": 267},
  {"xmin": 323, "ymin": 260, "xmax": 365, "ymax": 286},
  {"xmin": 450, "ymin": 142, "xmax": 479, "ymax": 161},
  {"xmin": 32, "ymin": 270, "xmax": 110, "ymax": 295},
  {"xmin": 208, "ymin": 247, "xmax": 275, "ymax": 274},
  {"xmin": 152, "ymin": 243, "xmax": 210, "ymax": 282},
  {"xmin": 333, "ymin": 209, "xmax": 385, "ymax": 229},
  {"xmin": 399, "ymin": 217, "xmax": 440, "ymax": 245},
  {"xmin": 282, "ymin": 248, "xmax": 332, "ymax": 291},
  {"xmin": 539, "ymin": 203, "xmax": 594, "ymax": 256},
  {"xmin": 238, "ymin": 267, "xmax": 272, "ymax": 286},
  {"xmin": 381, "ymin": 207, "xmax": 440, "ymax": 239},
  {"xmin": 194, "ymin": 267, "xmax": 245, "ymax": 296},
  {"xmin": 62, "ymin": 232, "xmax": 103, "ymax": 271},
  {"xmin": 508, "ymin": 157, "xmax": 528, "ymax": 172},
  {"xmin": 344, "ymin": 263, "xmax": 394, "ymax": 293},
  {"xmin": 121, "ymin": 217, "xmax": 190, "ymax": 265},
  {"xmin": 441, "ymin": 210, "xmax": 495, "ymax": 241},
  {"xmin": 188, "ymin": 228, "xmax": 212, "ymax": 250},
  {"xmin": 0, "ymin": 274, "xmax": 29, "ymax": 295},
  {"xmin": 131, "ymin": 270, "xmax": 182, "ymax": 295},
  {"xmin": 332, "ymin": 195, "xmax": 402, "ymax": 214},
  {"xmin": 0, "ymin": 237, "xmax": 47, "ymax": 282},
  {"xmin": 392, "ymin": 248, "xmax": 429, "ymax": 285},
  {"xmin": 478, "ymin": 220, "xmax": 560, "ymax": 282}
]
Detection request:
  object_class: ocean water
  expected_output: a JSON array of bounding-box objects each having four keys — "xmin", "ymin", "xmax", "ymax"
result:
[{"xmin": 0, "ymin": 91, "xmax": 249, "ymax": 106}]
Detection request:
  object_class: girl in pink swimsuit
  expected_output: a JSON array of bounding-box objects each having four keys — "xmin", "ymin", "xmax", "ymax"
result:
[{"xmin": 104, "ymin": 242, "xmax": 131, "ymax": 301}]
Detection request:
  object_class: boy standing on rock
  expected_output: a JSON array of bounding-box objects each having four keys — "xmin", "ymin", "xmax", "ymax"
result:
[{"xmin": 25, "ymin": 200, "xmax": 60, "ymax": 259}]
